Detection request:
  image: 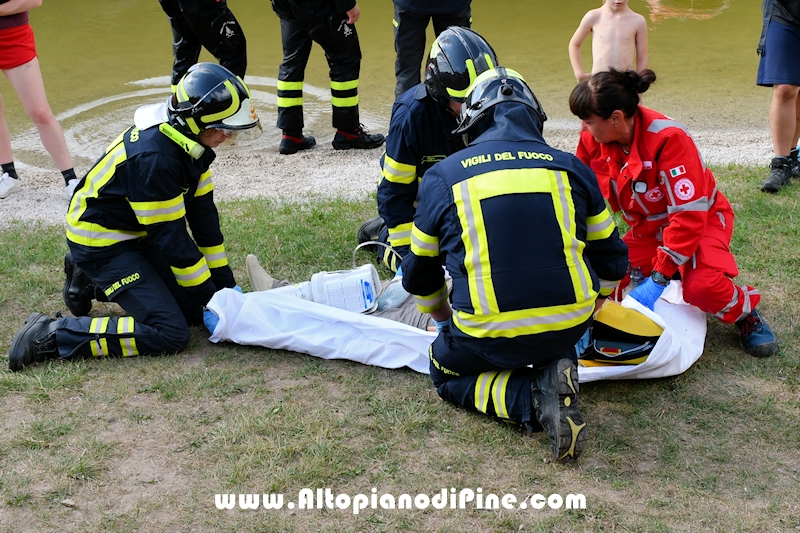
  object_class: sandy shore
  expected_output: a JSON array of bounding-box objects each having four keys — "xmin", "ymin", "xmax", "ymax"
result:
[{"xmin": 0, "ymin": 125, "xmax": 774, "ymax": 230}]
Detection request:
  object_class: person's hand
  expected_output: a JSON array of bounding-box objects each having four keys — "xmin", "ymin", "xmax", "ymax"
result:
[
  {"xmin": 203, "ymin": 308, "xmax": 219, "ymax": 334},
  {"xmin": 346, "ymin": 4, "xmax": 360, "ymax": 23},
  {"xmin": 433, "ymin": 319, "xmax": 448, "ymax": 334},
  {"xmin": 232, "ymin": 285, "xmax": 243, "ymax": 293},
  {"xmin": 627, "ymin": 277, "xmax": 666, "ymax": 311}
]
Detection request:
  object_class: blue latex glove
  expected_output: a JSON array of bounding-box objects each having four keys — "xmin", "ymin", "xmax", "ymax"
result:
[
  {"xmin": 395, "ymin": 265, "xmax": 403, "ymax": 278},
  {"xmin": 233, "ymin": 285, "xmax": 243, "ymax": 293},
  {"xmin": 627, "ymin": 277, "xmax": 667, "ymax": 311},
  {"xmin": 203, "ymin": 308, "xmax": 219, "ymax": 334},
  {"xmin": 433, "ymin": 319, "xmax": 448, "ymax": 334},
  {"xmin": 574, "ymin": 327, "xmax": 591, "ymax": 357}
]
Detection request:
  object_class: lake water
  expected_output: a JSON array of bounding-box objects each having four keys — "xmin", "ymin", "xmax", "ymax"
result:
[{"xmin": 0, "ymin": 0, "xmax": 769, "ymax": 170}]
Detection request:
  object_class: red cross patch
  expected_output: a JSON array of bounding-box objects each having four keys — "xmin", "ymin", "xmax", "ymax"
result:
[{"xmin": 674, "ymin": 178, "xmax": 695, "ymax": 200}]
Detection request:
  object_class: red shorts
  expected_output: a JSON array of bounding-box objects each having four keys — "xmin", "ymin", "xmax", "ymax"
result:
[{"xmin": 0, "ymin": 23, "xmax": 37, "ymax": 70}]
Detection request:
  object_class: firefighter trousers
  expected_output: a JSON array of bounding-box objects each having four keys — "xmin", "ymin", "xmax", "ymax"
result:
[
  {"xmin": 273, "ymin": 0, "xmax": 361, "ymax": 132},
  {"xmin": 54, "ymin": 246, "xmax": 202, "ymax": 360}
]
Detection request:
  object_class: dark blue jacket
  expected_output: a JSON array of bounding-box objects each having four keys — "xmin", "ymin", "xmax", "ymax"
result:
[
  {"xmin": 402, "ymin": 103, "xmax": 628, "ymax": 365},
  {"xmin": 377, "ymin": 83, "xmax": 463, "ymax": 256}
]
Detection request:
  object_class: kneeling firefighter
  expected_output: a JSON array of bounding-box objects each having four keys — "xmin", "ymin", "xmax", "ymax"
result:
[
  {"xmin": 8, "ymin": 63, "xmax": 262, "ymax": 371},
  {"xmin": 400, "ymin": 67, "xmax": 628, "ymax": 462}
]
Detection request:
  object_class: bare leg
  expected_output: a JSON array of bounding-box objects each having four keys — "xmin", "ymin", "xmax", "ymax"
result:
[
  {"xmin": 4, "ymin": 57, "xmax": 73, "ymax": 171},
  {"xmin": 0, "ymin": 92, "xmax": 13, "ymax": 165},
  {"xmin": 769, "ymin": 84, "xmax": 800, "ymax": 157}
]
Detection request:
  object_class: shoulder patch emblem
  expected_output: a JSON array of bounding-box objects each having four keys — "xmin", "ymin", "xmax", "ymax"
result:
[
  {"xmin": 673, "ymin": 178, "xmax": 695, "ymax": 201},
  {"xmin": 644, "ymin": 188, "xmax": 663, "ymax": 202},
  {"xmin": 669, "ymin": 165, "xmax": 686, "ymax": 178}
]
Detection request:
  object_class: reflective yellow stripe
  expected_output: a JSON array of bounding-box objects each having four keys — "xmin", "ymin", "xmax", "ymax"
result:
[
  {"xmin": 474, "ymin": 371, "xmax": 499, "ymax": 414},
  {"xmin": 410, "ymin": 224, "xmax": 439, "ymax": 257},
  {"xmin": 452, "ymin": 167, "xmax": 595, "ymax": 321},
  {"xmin": 414, "ymin": 282, "xmax": 448, "ymax": 313},
  {"xmin": 454, "ymin": 300, "xmax": 594, "ymax": 338},
  {"xmin": 130, "ymin": 195, "xmax": 186, "ymax": 225},
  {"xmin": 171, "ymin": 258, "xmax": 211, "ymax": 288},
  {"xmin": 277, "ymin": 96, "xmax": 303, "ymax": 108},
  {"xmin": 464, "ymin": 68, "xmax": 525, "ymax": 102},
  {"xmin": 186, "ymin": 116, "xmax": 201, "ymax": 135},
  {"xmin": 117, "ymin": 317, "xmax": 139, "ymax": 357},
  {"xmin": 388, "ymin": 222, "xmax": 412, "ymax": 247},
  {"xmin": 586, "ymin": 209, "xmax": 616, "ymax": 240},
  {"xmin": 277, "ymin": 80, "xmax": 303, "ymax": 91},
  {"xmin": 199, "ymin": 244, "xmax": 228, "ymax": 269},
  {"xmin": 67, "ymin": 141, "xmax": 149, "ymax": 247},
  {"xmin": 89, "ymin": 318, "xmax": 110, "ymax": 357},
  {"xmin": 381, "ymin": 156, "xmax": 416, "ymax": 184},
  {"xmin": 203, "ymin": 80, "xmax": 240, "ymax": 124},
  {"xmin": 196, "ymin": 170, "xmax": 213, "ymax": 197},
  {"xmin": 491, "ymin": 370, "xmax": 512, "ymax": 419},
  {"xmin": 331, "ymin": 80, "xmax": 358, "ymax": 91},
  {"xmin": 331, "ymin": 95, "xmax": 358, "ymax": 108}
]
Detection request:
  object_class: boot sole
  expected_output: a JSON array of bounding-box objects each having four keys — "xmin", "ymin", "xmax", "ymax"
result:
[
  {"xmin": 533, "ymin": 359, "xmax": 588, "ymax": 462},
  {"xmin": 9, "ymin": 312, "xmax": 48, "ymax": 371},
  {"xmin": 331, "ymin": 139, "xmax": 385, "ymax": 150}
]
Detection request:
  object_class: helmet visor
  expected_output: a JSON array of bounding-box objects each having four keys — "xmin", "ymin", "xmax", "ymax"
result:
[{"xmin": 206, "ymin": 97, "xmax": 262, "ymax": 142}]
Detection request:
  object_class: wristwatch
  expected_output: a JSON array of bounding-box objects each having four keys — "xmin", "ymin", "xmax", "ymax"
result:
[{"xmin": 651, "ymin": 271, "xmax": 669, "ymax": 286}]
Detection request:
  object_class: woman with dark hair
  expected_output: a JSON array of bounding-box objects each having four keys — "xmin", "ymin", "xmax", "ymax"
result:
[{"xmin": 569, "ymin": 68, "xmax": 778, "ymax": 358}]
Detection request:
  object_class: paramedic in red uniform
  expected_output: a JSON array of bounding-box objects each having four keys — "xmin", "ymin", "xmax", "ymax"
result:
[{"xmin": 570, "ymin": 68, "xmax": 778, "ymax": 357}]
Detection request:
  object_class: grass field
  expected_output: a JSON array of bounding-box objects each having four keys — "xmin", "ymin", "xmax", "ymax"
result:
[{"xmin": 0, "ymin": 165, "xmax": 798, "ymax": 532}]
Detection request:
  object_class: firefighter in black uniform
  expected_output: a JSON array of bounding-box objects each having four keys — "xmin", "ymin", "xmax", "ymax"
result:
[
  {"xmin": 8, "ymin": 63, "xmax": 262, "ymax": 371},
  {"xmin": 358, "ymin": 27, "xmax": 497, "ymax": 272},
  {"xmin": 158, "ymin": 0, "xmax": 247, "ymax": 90},
  {"xmin": 270, "ymin": 0, "xmax": 385, "ymax": 154},
  {"xmin": 401, "ymin": 68, "xmax": 628, "ymax": 462}
]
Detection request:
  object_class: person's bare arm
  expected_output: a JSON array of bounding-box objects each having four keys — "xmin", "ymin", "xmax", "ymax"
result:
[
  {"xmin": 569, "ymin": 12, "xmax": 596, "ymax": 82},
  {"xmin": 634, "ymin": 13, "xmax": 649, "ymax": 73},
  {"xmin": 0, "ymin": 0, "xmax": 41, "ymax": 16}
]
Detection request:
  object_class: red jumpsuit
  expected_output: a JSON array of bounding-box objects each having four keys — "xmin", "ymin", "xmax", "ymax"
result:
[{"xmin": 576, "ymin": 107, "xmax": 759, "ymax": 324}]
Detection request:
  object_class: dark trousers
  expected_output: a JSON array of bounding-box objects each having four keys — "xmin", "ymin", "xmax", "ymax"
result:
[
  {"xmin": 273, "ymin": 0, "xmax": 362, "ymax": 132},
  {"xmin": 393, "ymin": 5, "xmax": 471, "ymax": 98},
  {"xmin": 55, "ymin": 245, "xmax": 199, "ymax": 360},
  {"xmin": 428, "ymin": 325, "xmax": 579, "ymax": 424},
  {"xmin": 159, "ymin": 0, "xmax": 247, "ymax": 85}
]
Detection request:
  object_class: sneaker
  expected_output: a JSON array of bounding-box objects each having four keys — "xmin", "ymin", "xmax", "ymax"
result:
[
  {"xmin": 356, "ymin": 216, "xmax": 386, "ymax": 251},
  {"xmin": 245, "ymin": 254, "xmax": 276, "ymax": 292},
  {"xmin": 332, "ymin": 125, "xmax": 385, "ymax": 150},
  {"xmin": 63, "ymin": 251, "xmax": 94, "ymax": 316},
  {"xmin": 0, "ymin": 172, "xmax": 22, "ymax": 199},
  {"xmin": 760, "ymin": 157, "xmax": 793, "ymax": 193},
  {"xmin": 736, "ymin": 308, "xmax": 778, "ymax": 357},
  {"xmin": 8, "ymin": 312, "xmax": 60, "ymax": 371},
  {"xmin": 531, "ymin": 358, "xmax": 588, "ymax": 462},
  {"xmin": 279, "ymin": 133, "xmax": 316, "ymax": 155}
]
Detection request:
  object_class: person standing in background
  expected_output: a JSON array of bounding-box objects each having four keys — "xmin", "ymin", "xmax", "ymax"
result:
[
  {"xmin": 391, "ymin": 0, "xmax": 472, "ymax": 99},
  {"xmin": 757, "ymin": 0, "xmax": 800, "ymax": 193},
  {"xmin": 270, "ymin": 0, "xmax": 385, "ymax": 155},
  {"xmin": 158, "ymin": 0, "xmax": 247, "ymax": 92},
  {"xmin": 0, "ymin": 0, "xmax": 78, "ymax": 198},
  {"xmin": 568, "ymin": 0, "xmax": 648, "ymax": 83}
]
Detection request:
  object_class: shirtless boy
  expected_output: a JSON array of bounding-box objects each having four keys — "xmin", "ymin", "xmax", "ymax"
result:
[{"xmin": 569, "ymin": 0, "xmax": 648, "ymax": 82}]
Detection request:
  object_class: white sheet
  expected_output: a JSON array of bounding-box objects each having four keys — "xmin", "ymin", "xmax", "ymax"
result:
[{"xmin": 207, "ymin": 281, "xmax": 707, "ymax": 382}]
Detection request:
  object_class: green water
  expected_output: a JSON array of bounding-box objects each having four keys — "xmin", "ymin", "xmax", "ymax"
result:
[{"xmin": 0, "ymin": 0, "xmax": 768, "ymax": 169}]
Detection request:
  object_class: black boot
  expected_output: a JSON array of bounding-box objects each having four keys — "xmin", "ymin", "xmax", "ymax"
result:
[
  {"xmin": 63, "ymin": 251, "xmax": 94, "ymax": 316},
  {"xmin": 8, "ymin": 313, "xmax": 60, "ymax": 371}
]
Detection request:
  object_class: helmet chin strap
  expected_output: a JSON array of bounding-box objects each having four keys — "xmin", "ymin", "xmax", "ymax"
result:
[{"xmin": 159, "ymin": 123, "xmax": 206, "ymax": 159}]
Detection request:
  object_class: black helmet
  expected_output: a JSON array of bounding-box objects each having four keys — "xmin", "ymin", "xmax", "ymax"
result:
[
  {"xmin": 167, "ymin": 62, "xmax": 261, "ymax": 140},
  {"xmin": 424, "ymin": 27, "xmax": 498, "ymax": 106},
  {"xmin": 453, "ymin": 67, "xmax": 547, "ymax": 136}
]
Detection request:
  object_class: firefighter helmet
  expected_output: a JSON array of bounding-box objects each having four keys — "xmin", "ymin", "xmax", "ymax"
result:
[
  {"xmin": 579, "ymin": 300, "xmax": 664, "ymax": 366},
  {"xmin": 454, "ymin": 67, "xmax": 547, "ymax": 136},
  {"xmin": 424, "ymin": 27, "xmax": 498, "ymax": 106},
  {"xmin": 135, "ymin": 62, "xmax": 262, "ymax": 142},
  {"xmin": 167, "ymin": 62, "xmax": 261, "ymax": 139}
]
